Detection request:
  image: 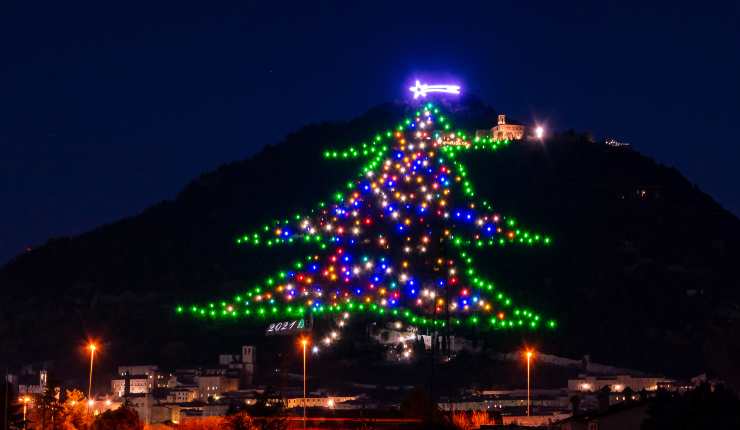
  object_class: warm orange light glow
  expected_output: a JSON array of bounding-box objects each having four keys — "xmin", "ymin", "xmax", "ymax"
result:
[
  {"xmin": 300, "ymin": 338, "xmax": 309, "ymax": 347},
  {"xmin": 88, "ymin": 343, "xmax": 97, "ymax": 352}
]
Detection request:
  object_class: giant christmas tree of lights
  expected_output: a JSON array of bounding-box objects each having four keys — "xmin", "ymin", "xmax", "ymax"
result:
[{"xmin": 177, "ymin": 102, "xmax": 556, "ymax": 334}]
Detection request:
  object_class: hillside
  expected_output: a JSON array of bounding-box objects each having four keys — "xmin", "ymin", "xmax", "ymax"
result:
[{"xmin": 1, "ymin": 97, "xmax": 739, "ymax": 387}]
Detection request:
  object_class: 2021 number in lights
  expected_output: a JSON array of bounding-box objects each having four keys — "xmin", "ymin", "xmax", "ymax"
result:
[{"xmin": 409, "ymin": 80, "xmax": 461, "ymax": 99}]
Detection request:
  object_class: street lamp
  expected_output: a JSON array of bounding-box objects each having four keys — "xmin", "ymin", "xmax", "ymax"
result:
[
  {"xmin": 87, "ymin": 343, "xmax": 97, "ymax": 410},
  {"xmin": 534, "ymin": 125, "xmax": 545, "ymax": 140},
  {"xmin": 524, "ymin": 350, "xmax": 535, "ymax": 416},
  {"xmin": 300, "ymin": 337, "xmax": 309, "ymax": 430},
  {"xmin": 21, "ymin": 396, "xmax": 30, "ymax": 430}
]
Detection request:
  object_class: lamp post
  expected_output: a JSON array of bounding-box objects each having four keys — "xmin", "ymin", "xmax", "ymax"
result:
[
  {"xmin": 300, "ymin": 338, "xmax": 308, "ymax": 430},
  {"xmin": 87, "ymin": 343, "xmax": 97, "ymax": 410},
  {"xmin": 21, "ymin": 396, "xmax": 30, "ymax": 430},
  {"xmin": 525, "ymin": 350, "xmax": 534, "ymax": 416}
]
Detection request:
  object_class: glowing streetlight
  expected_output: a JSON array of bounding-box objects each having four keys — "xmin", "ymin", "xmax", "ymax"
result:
[
  {"xmin": 87, "ymin": 343, "xmax": 97, "ymax": 410},
  {"xmin": 299, "ymin": 337, "xmax": 309, "ymax": 430},
  {"xmin": 21, "ymin": 396, "xmax": 31, "ymax": 429},
  {"xmin": 534, "ymin": 126, "xmax": 545, "ymax": 140},
  {"xmin": 524, "ymin": 349, "xmax": 535, "ymax": 416}
]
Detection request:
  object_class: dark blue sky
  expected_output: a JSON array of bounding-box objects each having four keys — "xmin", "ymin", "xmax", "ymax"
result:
[{"xmin": 1, "ymin": 1, "xmax": 738, "ymax": 264}]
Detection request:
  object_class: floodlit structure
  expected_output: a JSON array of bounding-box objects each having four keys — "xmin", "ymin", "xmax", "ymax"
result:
[{"xmin": 568, "ymin": 375, "xmax": 673, "ymax": 393}]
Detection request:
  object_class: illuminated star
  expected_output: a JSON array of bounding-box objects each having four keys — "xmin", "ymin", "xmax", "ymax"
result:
[{"xmin": 409, "ymin": 80, "xmax": 461, "ymax": 99}]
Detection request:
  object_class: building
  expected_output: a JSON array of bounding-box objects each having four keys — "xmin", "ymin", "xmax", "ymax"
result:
[
  {"xmin": 17, "ymin": 370, "xmax": 47, "ymax": 395},
  {"xmin": 117, "ymin": 365, "xmax": 159, "ymax": 377},
  {"xmin": 111, "ymin": 375, "xmax": 152, "ymax": 396},
  {"xmin": 492, "ymin": 114, "xmax": 525, "ymax": 140},
  {"xmin": 242, "ymin": 345, "xmax": 256, "ymax": 385},
  {"xmin": 568, "ymin": 375, "xmax": 673, "ymax": 394},
  {"xmin": 165, "ymin": 387, "xmax": 199, "ymax": 403},
  {"xmin": 439, "ymin": 389, "xmax": 571, "ymax": 413},
  {"xmin": 283, "ymin": 396, "xmax": 357, "ymax": 409},
  {"xmin": 217, "ymin": 345, "xmax": 256, "ymax": 386},
  {"xmin": 476, "ymin": 114, "xmax": 526, "ymax": 141},
  {"xmin": 124, "ymin": 393, "xmax": 154, "ymax": 424},
  {"xmin": 195, "ymin": 370, "xmax": 240, "ymax": 399}
]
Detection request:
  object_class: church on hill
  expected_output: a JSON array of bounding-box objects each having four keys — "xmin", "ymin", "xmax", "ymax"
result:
[{"xmin": 476, "ymin": 114, "xmax": 526, "ymax": 141}]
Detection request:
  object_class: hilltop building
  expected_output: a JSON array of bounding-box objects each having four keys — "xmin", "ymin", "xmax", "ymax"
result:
[{"xmin": 476, "ymin": 114, "xmax": 526, "ymax": 141}]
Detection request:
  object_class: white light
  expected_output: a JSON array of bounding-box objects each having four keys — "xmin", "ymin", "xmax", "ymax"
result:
[
  {"xmin": 409, "ymin": 80, "xmax": 462, "ymax": 99},
  {"xmin": 535, "ymin": 126, "xmax": 545, "ymax": 139}
]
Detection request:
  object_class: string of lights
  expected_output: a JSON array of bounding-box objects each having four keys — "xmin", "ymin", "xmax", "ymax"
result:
[{"xmin": 177, "ymin": 102, "xmax": 556, "ymax": 332}]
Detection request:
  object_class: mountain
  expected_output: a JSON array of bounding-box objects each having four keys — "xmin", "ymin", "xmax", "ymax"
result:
[{"xmin": 1, "ymin": 96, "xmax": 739, "ymax": 387}]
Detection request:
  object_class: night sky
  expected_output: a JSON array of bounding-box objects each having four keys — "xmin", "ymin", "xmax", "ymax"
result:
[{"xmin": 1, "ymin": 1, "xmax": 738, "ymax": 265}]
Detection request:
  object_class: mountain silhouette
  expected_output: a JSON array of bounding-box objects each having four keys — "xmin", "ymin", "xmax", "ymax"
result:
[{"xmin": 1, "ymin": 96, "xmax": 739, "ymax": 387}]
